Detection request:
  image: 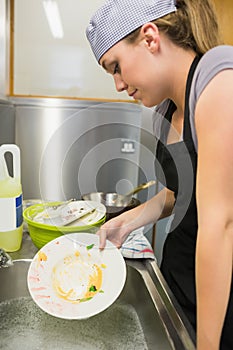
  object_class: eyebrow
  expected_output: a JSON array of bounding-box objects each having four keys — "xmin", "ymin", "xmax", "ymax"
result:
[{"xmin": 101, "ymin": 60, "xmax": 107, "ymax": 71}]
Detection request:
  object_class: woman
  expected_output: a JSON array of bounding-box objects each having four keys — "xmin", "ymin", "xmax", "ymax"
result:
[{"xmin": 86, "ymin": 1, "xmax": 233, "ymax": 349}]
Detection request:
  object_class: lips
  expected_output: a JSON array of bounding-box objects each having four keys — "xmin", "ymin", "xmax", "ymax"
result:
[{"xmin": 129, "ymin": 89, "xmax": 138, "ymax": 98}]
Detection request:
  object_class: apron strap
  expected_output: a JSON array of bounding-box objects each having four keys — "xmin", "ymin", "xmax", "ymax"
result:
[{"xmin": 183, "ymin": 56, "xmax": 201, "ymax": 142}]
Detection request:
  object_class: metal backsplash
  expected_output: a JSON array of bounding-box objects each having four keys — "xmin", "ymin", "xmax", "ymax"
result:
[{"xmin": 13, "ymin": 98, "xmax": 142, "ymax": 201}]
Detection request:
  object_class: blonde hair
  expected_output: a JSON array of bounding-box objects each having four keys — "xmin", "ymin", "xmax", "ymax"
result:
[{"xmin": 126, "ymin": 0, "xmax": 223, "ymax": 55}]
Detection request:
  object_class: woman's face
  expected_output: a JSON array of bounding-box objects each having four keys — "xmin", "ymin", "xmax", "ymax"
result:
[{"xmin": 100, "ymin": 34, "xmax": 165, "ymax": 107}]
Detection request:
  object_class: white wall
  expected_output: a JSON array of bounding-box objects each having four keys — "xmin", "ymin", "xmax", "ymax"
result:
[{"xmin": 14, "ymin": 0, "xmax": 129, "ymax": 100}]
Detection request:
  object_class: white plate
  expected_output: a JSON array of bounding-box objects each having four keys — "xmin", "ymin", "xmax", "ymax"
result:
[
  {"xmin": 68, "ymin": 201, "xmax": 106, "ymax": 226},
  {"xmin": 27, "ymin": 233, "xmax": 126, "ymax": 319},
  {"xmin": 33, "ymin": 201, "xmax": 106, "ymax": 227}
]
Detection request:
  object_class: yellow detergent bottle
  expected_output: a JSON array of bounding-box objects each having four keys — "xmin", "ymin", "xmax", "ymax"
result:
[{"xmin": 0, "ymin": 144, "xmax": 23, "ymax": 252}]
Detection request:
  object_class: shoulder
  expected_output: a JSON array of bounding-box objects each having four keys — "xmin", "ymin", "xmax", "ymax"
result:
[
  {"xmin": 189, "ymin": 46, "xmax": 233, "ymax": 151},
  {"xmin": 199, "ymin": 45, "xmax": 233, "ymax": 65},
  {"xmin": 192, "ymin": 45, "xmax": 233, "ymax": 99}
]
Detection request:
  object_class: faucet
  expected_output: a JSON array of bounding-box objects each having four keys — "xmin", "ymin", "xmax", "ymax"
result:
[{"xmin": 0, "ymin": 248, "xmax": 13, "ymax": 268}]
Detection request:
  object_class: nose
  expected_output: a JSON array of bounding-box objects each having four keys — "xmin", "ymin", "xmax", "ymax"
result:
[{"xmin": 114, "ymin": 75, "xmax": 128, "ymax": 92}]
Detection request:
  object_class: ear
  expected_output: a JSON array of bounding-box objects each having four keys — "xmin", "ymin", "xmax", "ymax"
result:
[{"xmin": 140, "ymin": 23, "xmax": 160, "ymax": 53}]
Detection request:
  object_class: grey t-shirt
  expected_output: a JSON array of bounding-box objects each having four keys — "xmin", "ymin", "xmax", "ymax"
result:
[{"xmin": 153, "ymin": 45, "xmax": 233, "ymax": 150}]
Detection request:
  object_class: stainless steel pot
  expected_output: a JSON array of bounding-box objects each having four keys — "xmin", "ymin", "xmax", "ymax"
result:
[{"xmin": 82, "ymin": 180, "xmax": 156, "ymax": 220}]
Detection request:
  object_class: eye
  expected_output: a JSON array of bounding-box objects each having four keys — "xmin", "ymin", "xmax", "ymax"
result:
[{"xmin": 113, "ymin": 63, "xmax": 120, "ymax": 74}]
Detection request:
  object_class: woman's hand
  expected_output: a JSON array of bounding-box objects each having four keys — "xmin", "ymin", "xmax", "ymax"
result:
[
  {"xmin": 97, "ymin": 213, "xmax": 132, "ymax": 249},
  {"xmin": 97, "ymin": 187, "xmax": 174, "ymax": 249}
]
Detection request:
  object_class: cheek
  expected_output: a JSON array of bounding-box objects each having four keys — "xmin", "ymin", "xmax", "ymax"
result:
[
  {"xmin": 125, "ymin": 69, "xmax": 143, "ymax": 88},
  {"xmin": 131, "ymin": 64, "xmax": 153, "ymax": 88},
  {"xmin": 121, "ymin": 58, "xmax": 140, "ymax": 80}
]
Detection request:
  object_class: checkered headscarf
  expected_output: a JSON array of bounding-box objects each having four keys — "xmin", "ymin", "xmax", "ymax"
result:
[{"xmin": 86, "ymin": 0, "xmax": 176, "ymax": 63}]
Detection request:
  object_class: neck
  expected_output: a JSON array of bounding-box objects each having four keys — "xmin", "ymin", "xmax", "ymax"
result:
[
  {"xmin": 171, "ymin": 51, "xmax": 196, "ymax": 116},
  {"xmin": 159, "ymin": 35, "xmax": 197, "ymax": 115}
]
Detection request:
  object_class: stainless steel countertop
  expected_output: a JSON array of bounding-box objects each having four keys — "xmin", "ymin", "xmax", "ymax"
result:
[{"xmin": 8, "ymin": 232, "xmax": 38, "ymax": 261}]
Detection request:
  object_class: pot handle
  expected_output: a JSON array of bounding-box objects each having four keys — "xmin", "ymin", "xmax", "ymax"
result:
[{"xmin": 125, "ymin": 180, "xmax": 156, "ymax": 197}]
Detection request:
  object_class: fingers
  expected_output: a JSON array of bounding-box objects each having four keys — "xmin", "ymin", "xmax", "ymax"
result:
[
  {"xmin": 96, "ymin": 228, "xmax": 107, "ymax": 250},
  {"xmin": 96, "ymin": 215, "xmax": 128, "ymax": 250},
  {"xmin": 114, "ymin": 241, "xmax": 122, "ymax": 249}
]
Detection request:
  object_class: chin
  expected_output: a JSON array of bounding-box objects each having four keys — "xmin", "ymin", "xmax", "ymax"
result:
[{"xmin": 141, "ymin": 100, "xmax": 156, "ymax": 108}]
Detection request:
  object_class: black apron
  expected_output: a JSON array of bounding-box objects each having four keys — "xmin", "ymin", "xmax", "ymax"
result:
[{"xmin": 155, "ymin": 57, "xmax": 233, "ymax": 350}]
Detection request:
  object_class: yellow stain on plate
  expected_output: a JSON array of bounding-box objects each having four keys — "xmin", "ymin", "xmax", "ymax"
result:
[
  {"xmin": 52, "ymin": 252, "xmax": 105, "ymax": 303},
  {"xmin": 38, "ymin": 251, "xmax": 47, "ymax": 262}
]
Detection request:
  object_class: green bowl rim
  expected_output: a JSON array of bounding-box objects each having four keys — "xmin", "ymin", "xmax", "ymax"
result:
[{"xmin": 23, "ymin": 201, "xmax": 106, "ymax": 232}]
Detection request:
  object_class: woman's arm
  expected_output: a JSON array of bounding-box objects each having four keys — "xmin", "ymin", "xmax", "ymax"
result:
[
  {"xmin": 195, "ymin": 69, "xmax": 233, "ymax": 350},
  {"xmin": 98, "ymin": 186, "xmax": 175, "ymax": 248}
]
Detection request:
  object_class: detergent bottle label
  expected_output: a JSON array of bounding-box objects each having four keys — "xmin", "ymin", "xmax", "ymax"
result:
[{"xmin": 0, "ymin": 194, "xmax": 23, "ymax": 231}]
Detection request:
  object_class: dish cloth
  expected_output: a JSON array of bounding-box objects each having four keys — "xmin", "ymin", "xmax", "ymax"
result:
[{"xmin": 120, "ymin": 227, "xmax": 156, "ymax": 260}]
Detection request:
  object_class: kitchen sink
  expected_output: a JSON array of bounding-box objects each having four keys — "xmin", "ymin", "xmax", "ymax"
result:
[{"xmin": 0, "ymin": 235, "xmax": 196, "ymax": 350}]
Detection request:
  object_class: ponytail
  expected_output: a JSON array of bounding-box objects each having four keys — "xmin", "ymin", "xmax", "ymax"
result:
[{"xmin": 126, "ymin": 0, "xmax": 223, "ymax": 55}]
